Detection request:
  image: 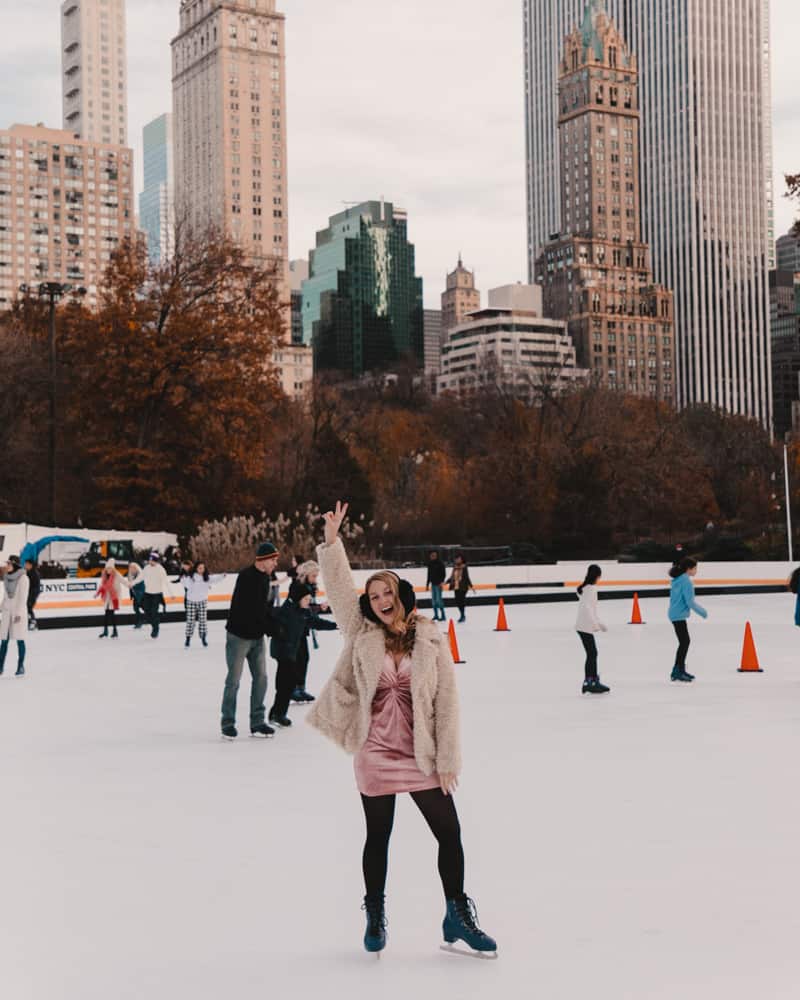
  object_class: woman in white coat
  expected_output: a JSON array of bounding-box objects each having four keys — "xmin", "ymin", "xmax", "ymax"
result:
[
  {"xmin": 575, "ymin": 564, "xmax": 610, "ymax": 694},
  {"xmin": 0, "ymin": 555, "xmax": 31, "ymax": 676},
  {"xmin": 307, "ymin": 501, "xmax": 497, "ymax": 959}
]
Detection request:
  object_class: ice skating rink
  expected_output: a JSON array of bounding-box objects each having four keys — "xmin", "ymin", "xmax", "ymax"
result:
[{"xmin": 4, "ymin": 593, "xmax": 800, "ymax": 1000}]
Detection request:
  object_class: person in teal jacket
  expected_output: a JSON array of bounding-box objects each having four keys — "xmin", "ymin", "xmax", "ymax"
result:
[
  {"xmin": 789, "ymin": 568, "xmax": 800, "ymax": 625},
  {"xmin": 668, "ymin": 557, "xmax": 708, "ymax": 682}
]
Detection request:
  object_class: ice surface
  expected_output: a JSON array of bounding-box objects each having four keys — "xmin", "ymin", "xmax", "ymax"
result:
[{"xmin": 3, "ymin": 593, "xmax": 800, "ymax": 999}]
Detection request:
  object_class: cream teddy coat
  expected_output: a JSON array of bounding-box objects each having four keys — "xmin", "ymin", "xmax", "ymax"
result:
[{"xmin": 306, "ymin": 538, "xmax": 462, "ymax": 777}]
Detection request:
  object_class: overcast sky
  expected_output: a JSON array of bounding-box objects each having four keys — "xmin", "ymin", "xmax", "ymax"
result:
[{"xmin": 1, "ymin": 1, "xmax": 799, "ymax": 306}]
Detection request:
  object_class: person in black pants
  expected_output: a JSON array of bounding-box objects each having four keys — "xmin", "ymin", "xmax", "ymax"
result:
[
  {"xmin": 269, "ymin": 580, "xmax": 337, "ymax": 727},
  {"xmin": 447, "ymin": 555, "xmax": 474, "ymax": 624},
  {"xmin": 24, "ymin": 559, "xmax": 41, "ymax": 631},
  {"xmin": 426, "ymin": 550, "xmax": 447, "ymax": 622}
]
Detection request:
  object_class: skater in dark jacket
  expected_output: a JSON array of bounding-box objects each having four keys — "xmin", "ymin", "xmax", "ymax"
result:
[
  {"xmin": 221, "ymin": 542, "xmax": 282, "ymax": 740},
  {"xmin": 291, "ymin": 558, "xmax": 331, "ymax": 704},
  {"xmin": 308, "ymin": 502, "xmax": 497, "ymax": 959},
  {"xmin": 447, "ymin": 556, "xmax": 474, "ymax": 623},
  {"xmin": 668, "ymin": 557, "xmax": 708, "ymax": 682},
  {"xmin": 269, "ymin": 580, "xmax": 337, "ymax": 727},
  {"xmin": 426, "ymin": 550, "xmax": 447, "ymax": 622},
  {"xmin": 24, "ymin": 559, "xmax": 41, "ymax": 631}
]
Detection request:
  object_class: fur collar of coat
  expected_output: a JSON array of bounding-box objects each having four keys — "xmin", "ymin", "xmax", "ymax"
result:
[{"xmin": 306, "ymin": 538, "xmax": 462, "ymax": 777}]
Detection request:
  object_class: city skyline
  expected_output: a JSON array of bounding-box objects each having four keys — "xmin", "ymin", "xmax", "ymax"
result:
[{"xmin": 0, "ymin": 0, "xmax": 798, "ymax": 308}]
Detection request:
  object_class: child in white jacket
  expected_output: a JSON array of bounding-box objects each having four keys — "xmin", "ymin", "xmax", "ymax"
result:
[{"xmin": 575, "ymin": 564, "xmax": 610, "ymax": 695}]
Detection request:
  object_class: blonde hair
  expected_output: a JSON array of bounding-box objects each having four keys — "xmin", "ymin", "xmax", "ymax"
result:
[
  {"xmin": 297, "ymin": 560, "xmax": 320, "ymax": 582},
  {"xmin": 366, "ymin": 571, "xmax": 418, "ymax": 654}
]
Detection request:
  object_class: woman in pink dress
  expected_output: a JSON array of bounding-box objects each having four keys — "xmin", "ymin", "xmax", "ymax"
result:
[{"xmin": 308, "ymin": 501, "xmax": 497, "ymax": 959}]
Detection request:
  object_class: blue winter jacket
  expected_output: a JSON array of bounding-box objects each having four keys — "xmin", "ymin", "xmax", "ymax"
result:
[
  {"xmin": 668, "ymin": 573, "xmax": 708, "ymax": 622},
  {"xmin": 794, "ymin": 593, "xmax": 800, "ymax": 627}
]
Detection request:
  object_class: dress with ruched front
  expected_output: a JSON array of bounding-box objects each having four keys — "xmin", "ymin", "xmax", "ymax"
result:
[{"xmin": 354, "ymin": 652, "xmax": 441, "ymax": 797}]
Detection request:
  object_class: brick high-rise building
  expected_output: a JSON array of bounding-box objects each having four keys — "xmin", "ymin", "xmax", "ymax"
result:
[
  {"xmin": 171, "ymin": 1, "xmax": 311, "ymax": 399},
  {"xmin": 0, "ymin": 124, "xmax": 134, "ymax": 310},
  {"xmin": 524, "ymin": 0, "xmax": 773, "ymax": 423},
  {"xmin": 171, "ymin": 0, "xmax": 288, "ymax": 286},
  {"xmin": 535, "ymin": 3, "xmax": 674, "ymax": 400},
  {"xmin": 61, "ymin": 0, "xmax": 128, "ymax": 147},
  {"xmin": 441, "ymin": 256, "xmax": 480, "ymax": 335}
]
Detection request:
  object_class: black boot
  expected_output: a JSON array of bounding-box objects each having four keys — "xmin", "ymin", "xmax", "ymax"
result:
[
  {"xmin": 442, "ymin": 894, "xmax": 497, "ymax": 957},
  {"xmin": 362, "ymin": 894, "xmax": 387, "ymax": 954},
  {"xmin": 201, "ymin": 634, "xmax": 208, "ymax": 647},
  {"xmin": 185, "ymin": 636, "xmax": 191, "ymax": 648},
  {"xmin": 582, "ymin": 677, "xmax": 610, "ymax": 694},
  {"xmin": 99, "ymin": 629, "xmax": 109, "ymax": 638},
  {"xmin": 111, "ymin": 627, "xmax": 119, "ymax": 639}
]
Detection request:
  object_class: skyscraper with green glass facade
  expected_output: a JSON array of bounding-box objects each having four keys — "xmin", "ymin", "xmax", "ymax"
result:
[{"xmin": 302, "ymin": 201, "xmax": 424, "ymax": 377}]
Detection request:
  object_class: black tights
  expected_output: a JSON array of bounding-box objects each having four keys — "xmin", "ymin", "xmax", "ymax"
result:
[
  {"xmin": 360, "ymin": 788, "xmax": 465, "ymax": 899},
  {"xmin": 672, "ymin": 620, "xmax": 690, "ymax": 668}
]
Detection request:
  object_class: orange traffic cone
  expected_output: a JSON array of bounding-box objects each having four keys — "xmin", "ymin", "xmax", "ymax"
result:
[
  {"xmin": 629, "ymin": 593, "xmax": 645, "ymax": 625},
  {"xmin": 737, "ymin": 622, "xmax": 763, "ymax": 673},
  {"xmin": 448, "ymin": 620, "xmax": 465, "ymax": 664},
  {"xmin": 494, "ymin": 598, "xmax": 511, "ymax": 632}
]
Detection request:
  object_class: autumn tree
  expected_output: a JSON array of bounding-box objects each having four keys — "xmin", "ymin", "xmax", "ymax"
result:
[{"xmin": 57, "ymin": 226, "xmax": 286, "ymax": 531}]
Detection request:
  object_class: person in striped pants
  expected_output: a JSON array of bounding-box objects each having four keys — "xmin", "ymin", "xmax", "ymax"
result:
[{"xmin": 184, "ymin": 562, "xmax": 225, "ymax": 648}]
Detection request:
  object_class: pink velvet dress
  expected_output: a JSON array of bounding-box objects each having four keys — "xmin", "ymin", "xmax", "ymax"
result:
[{"xmin": 354, "ymin": 653, "xmax": 441, "ymax": 797}]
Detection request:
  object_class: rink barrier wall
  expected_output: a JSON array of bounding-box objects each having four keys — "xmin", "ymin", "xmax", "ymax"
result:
[{"xmin": 30, "ymin": 581, "xmax": 790, "ymax": 630}]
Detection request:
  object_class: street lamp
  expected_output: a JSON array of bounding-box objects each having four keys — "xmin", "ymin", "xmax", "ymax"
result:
[{"xmin": 19, "ymin": 281, "xmax": 86, "ymax": 526}]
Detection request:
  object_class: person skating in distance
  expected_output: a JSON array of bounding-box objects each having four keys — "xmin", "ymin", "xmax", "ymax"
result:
[
  {"xmin": 0, "ymin": 555, "xmax": 30, "ymax": 676},
  {"xmin": 668, "ymin": 556, "xmax": 708, "ymax": 682},
  {"xmin": 575, "ymin": 564, "xmax": 610, "ymax": 694},
  {"xmin": 307, "ymin": 501, "xmax": 497, "ymax": 960}
]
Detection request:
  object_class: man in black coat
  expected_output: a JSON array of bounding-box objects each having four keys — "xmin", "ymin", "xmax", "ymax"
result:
[{"xmin": 221, "ymin": 541, "xmax": 281, "ymax": 740}]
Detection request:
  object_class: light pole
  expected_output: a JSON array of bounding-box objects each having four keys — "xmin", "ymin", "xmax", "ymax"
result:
[
  {"xmin": 19, "ymin": 281, "xmax": 85, "ymax": 526},
  {"xmin": 784, "ymin": 444, "xmax": 794, "ymax": 564}
]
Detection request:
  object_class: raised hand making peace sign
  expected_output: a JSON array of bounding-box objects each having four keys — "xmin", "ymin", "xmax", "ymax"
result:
[{"xmin": 323, "ymin": 500, "xmax": 349, "ymax": 546}]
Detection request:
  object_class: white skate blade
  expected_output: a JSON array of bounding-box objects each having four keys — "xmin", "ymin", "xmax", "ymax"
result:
[
  {"xmin": 249, "ymin": 732, "xmax": 275, "ymax": 739},
  {"xmin": 220, "ymin": 734, "xmax": 236, "ymax": 742},
  {"xmin": 440, "ymin": 943, "xmax": 498, "ymax": 961}
]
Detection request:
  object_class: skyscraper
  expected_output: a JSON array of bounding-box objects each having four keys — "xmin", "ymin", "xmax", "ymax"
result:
[
  {"xmin": 302, "ymin": 201, "xmax": 424, "ymax": 378},
  {"xmin": 139, "ymin": 114, "xmax": 175, "ymax": 264},
  {"xmin": 441, "ymin": 256, "xmax": 480, "ymax": 335},
  {"xmin": 61, "ymin": 0, "xmax": 128, "ymax": 147},
  {"xmin": 777, "ymin": 233, "xmax": 800, "ymax": 275},
  {"xmin": 535, "ymin": 3, "xmax": 674, "ymax": 400},
  {"xmin": 0, "ymin": 124, "xmax": 134, "ymax": 310},
  {"xmin": 524, "ymin": 0, "xmax": 774, "ymax": 423},
  {"xmin": 171, "ymin": 1, "xmax": 310, "ymax": 399},
  {"xmin": 171, "ymin": 0, "xmax": 288, "ymax": 285}
]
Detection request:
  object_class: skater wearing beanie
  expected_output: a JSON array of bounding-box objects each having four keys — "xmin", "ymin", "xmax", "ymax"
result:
[
  {"xmin": 290, "ymin": 558, "xmax": 330, "ymax": 704},
  {"xmin": 95, "ymin": 560, "xmax": 125, "ymax": 638},
  {"xmin": 269, "ymin": 579, "xmax": 337, "ymax": 728},
  {"xmin": 668, "ymin": 557, "xmax": 708, "ymax": 682},
  {"xmin": 182, "ymin": 562, "xmax": 224, "ymax": 648},
  {"xmin": 221, "ymin": 541, "xmax": 282, "ymax": 740},
  {"xmin": 447, "ymin": 555, "xmax": 474, "ymax": 624},
  {"xmin": 0, "ymin": 556, "xmax": 30, "ymax": 676},
  {"xmin": 426, "ymin": 550, "xmax": 447, "ymax": 622},
  {"xmin": 575, "ymin": 565, "xmax": 609, "ymax": 694},
  {"xmin": 308, "ymin": 502, "xmax": 497, "ymax": 959}
]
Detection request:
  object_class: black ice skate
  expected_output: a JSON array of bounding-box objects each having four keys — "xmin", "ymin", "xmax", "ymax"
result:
[
  {"xmin": 291, "ymin": 687, "xmax": 315, "ymax": 704},
  {"xmin": 201, "ymin": 635, "xmax": 208, "ymax": 647},
  {"xmin": 221, "ymin": 725, "xmax": 238, "ymax": 741},
  {"xmin": 185, "ymin": 637, "xmax": 191, "ymax": 648},
  {"xmin": 671, "ymin": 667, "xmax": 694, "ymax": 682},
  {"xmin": 250, "ymin": 723, "xmax": 276, "ymax": 739},
  {"xmin": 362, "ymin": 894, "xmax": 387, "ymax": 956},
  {"xmin": 582, "ymin": 678, "xmax": 610, "ymax": 694},
  {"xmin": 268, "ymin": 712, "xmax": 292, "ymax": 728},
  {"xmin": 441, "ymin": 895, "xmax": 498, "ymax": 960}
]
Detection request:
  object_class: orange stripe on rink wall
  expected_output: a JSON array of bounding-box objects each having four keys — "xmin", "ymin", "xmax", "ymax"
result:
[{"xmin": 564, "ymin": 578, "xmax": 788, "ymax": 588}]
